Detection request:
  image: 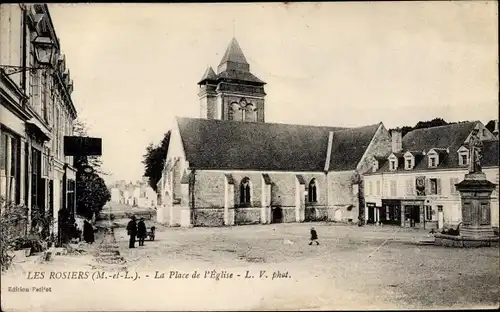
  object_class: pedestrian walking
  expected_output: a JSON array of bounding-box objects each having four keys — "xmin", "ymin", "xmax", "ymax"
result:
[
  {"xmin": 137, "ymin": 217, "xmax": 147, "ymax": 246},
  {"xmin": 126, "ymin": 215, "xmax": 137, "ymax": 248},
  {"xmin": 309, "ymin": 227, "xmax": 319, "ymax": 245}
]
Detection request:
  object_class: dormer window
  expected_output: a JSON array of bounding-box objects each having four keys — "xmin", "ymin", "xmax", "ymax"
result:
[
  {"xmin": 388, "ymin": 154, "xmax": 398, "ymax": 171},
  {"xmin": 403, "ymin": 152, "xmax": 415, "ymax": 170},
  {"xmin": 427, "ymin": 149, "xmax": 442, "ymax": 168},
  {"xmin": 457, "ymin": 146, "xmax": 469, "ymax": 167},
  {"xmin": 390, "ymin": 160, "xmax": 397, "ymax": 171},
  {"xmin": 460, "ymin": 154, "xmax": 468, "ymax": 166},
  {"xmin": 429, "ymin": 156, "xmax": 437, "ymax": 167}
]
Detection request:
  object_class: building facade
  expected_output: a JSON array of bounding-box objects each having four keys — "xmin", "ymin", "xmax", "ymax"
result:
[
  {"xmin": 0, "ymin": 4, "xmax": 77, "ymax": 238},
  {"xmin": 364, "ymin": 121, "xmax": 499, "ymax": 230},
  {"xmin": 110, "ymin": 179, "xmax": 157, "ymax": 208},
  {"xmin": 156, "ymin": 38, "xmax": 392, "ymax": 227}
]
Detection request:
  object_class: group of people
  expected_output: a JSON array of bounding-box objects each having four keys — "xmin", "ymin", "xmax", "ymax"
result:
[{"xmin": 126, "ymin": 216, "xmax": 147, "ymax": 248}]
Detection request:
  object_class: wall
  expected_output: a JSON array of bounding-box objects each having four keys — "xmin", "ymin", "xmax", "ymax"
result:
[
  {"xmin": 157, "ymin": 118, "xmax": 189, "ymax": 224},
  {"xmin": 186, "ymin": 168, "xmax": 367, "ymax": 225},
  {"xmin": 189, "ymin": 170, "xmax": 358, "ymax": 225},
  {"xmin": 326, "ymin": 170, "xmax": 359, "ymax": 222},
  {"xmin": 0, "ymin": 4, "xmax": 23, "ymax": 88},
  {"xmin": 221, "ymin": 94, "xmax": 265, "ymax": 122},
  {"xmin": 356, "ymin": 124, "xmax": 392, "ymax": 175}
]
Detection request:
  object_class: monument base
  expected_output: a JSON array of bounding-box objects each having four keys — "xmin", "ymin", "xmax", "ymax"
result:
[
  {"xmin": 460, "ymin": 226, "xmax": 495, "ymax": 237},
  {"xmin": 434, "ymin": 233, "xmax": 499, "ymax": 248}
]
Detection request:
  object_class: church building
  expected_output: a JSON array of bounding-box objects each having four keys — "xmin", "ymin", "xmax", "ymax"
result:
[{"xmin": 156, "ymin": 38, "xmax": 393, "ymax": 227}]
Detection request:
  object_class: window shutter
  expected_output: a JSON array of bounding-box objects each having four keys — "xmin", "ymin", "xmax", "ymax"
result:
[
  {"xmin": 437, "ymin": 178, "xmax": 442, "ymax": 195},
  {"xmin": 449, "ymin": 178, "xmax": 454, "ymax": 194},
  {"xmin": 425, "ymin": 178, "xmax": 430, "ymax": 195}
]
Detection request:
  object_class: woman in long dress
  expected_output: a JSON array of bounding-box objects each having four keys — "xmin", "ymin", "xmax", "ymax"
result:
[{"xmin": 83, "ymin": 219, "xmax": 95, "ymax": 244}]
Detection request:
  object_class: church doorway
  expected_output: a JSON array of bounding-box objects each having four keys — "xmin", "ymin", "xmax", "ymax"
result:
[{"xmin": 271, "ymin": 206, "xmax": 283, "ymax": 223}]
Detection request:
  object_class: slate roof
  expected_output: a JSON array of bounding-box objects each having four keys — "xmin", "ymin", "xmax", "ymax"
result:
[
  {"xmin": 373, "ymin": 121, "xmax": 498, "ymax": 173},
  {"xmin": 198, "ymin": 66, "xmax": 217, "ymax": 84},
  {"xmin": 402, "ymin": 121, "xmax": 478, "ymax": 151},
  {"xmin": 176, "ymin": 117, "xmax": 380, "ymax": 172},
  {"xmin": 328, "ymin": 124, "xmax": 381, "ymax": 171},
  {"xmin": 216, "ymin": 70, "xmax": 265, "ymax": 85},
  {"xmin": 482, "ymin": 140, "xmax": 499, "ymax": 167},
  {"xmin": 219, "ymin": 37, "xmax": 249, "ymax": 65}
]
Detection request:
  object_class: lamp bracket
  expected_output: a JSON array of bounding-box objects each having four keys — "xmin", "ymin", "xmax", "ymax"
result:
[{"xmin": 0, "ymin": 65, "xmax": 42, "ymax": 76}]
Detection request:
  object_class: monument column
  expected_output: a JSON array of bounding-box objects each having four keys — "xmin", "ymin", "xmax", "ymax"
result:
[
  {"xmin": 454, "ymin": 128, "xmax": 497, "ymax": 244},
  {"xmin": 455, "ymin": 174, "xmax": 496, "ymax": 238}
]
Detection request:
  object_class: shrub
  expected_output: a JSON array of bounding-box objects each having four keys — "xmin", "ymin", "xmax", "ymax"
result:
[
  {"xmin": 1, "ymin": 197, "xmax": 29, "ymax": 271},
  {"xmin": 13, "ymin": 235, "xmax": 45, "ymax": 253},
  {"xmin": 1, "ymin": 197, "xmax": 57, "ymax": 271}
]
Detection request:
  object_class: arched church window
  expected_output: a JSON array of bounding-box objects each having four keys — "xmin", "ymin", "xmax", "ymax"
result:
[
  {"xmin": 231, "ymin": 102, "xmax": 242, "ymax": 121},
  {"xmin": 245, "ymin": 104, "xmax": 256, "ymax": 122},
  {"xmin": 308, "ymin": 179, "xmax": 317, "ymax": 202},
  {"xmin": 240, "ymin": 177, "xmax": 251, "ymax": 205}
]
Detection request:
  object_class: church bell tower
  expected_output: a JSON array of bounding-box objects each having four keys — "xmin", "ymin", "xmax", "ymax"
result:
[{"xmin": 198, "ymin": 37, "xmax": 266, "ymax": 123}]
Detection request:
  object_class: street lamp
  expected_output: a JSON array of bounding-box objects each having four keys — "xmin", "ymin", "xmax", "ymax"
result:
[
  {"xmin": 81, "ymin": 165, "xmax": 94, "ymax": 174},
  {"xmin": 0, "ymin": 35, "xmax": 57, "ymax": 76}
]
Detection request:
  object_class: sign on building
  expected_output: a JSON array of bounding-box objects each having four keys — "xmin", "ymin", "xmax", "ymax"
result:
[{"xmin": 63, "ymin": 136, "xmax": 102, "ymax": 156}]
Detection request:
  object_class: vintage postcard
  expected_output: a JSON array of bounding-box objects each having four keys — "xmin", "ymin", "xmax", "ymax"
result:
[{"xmin": 0, "ymin": 2, "xmax": 499, "ymax": 311}]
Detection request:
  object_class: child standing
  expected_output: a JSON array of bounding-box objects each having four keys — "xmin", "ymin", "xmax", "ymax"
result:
[{"xmin": 309, "ymin": 227, "xmax": 319, "ymax": 245}]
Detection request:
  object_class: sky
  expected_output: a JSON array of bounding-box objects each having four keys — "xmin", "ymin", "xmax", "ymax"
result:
[{"xmin": 47, "ymin": 2, "xmax": 499, "ymax": 185}]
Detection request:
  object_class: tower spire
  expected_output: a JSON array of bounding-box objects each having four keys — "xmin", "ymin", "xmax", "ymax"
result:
[{"xmin": 217, "ymin": 37, "xmax": 249, "ymax": 73}]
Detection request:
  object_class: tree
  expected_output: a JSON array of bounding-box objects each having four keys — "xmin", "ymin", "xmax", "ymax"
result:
[
  {"xmin": 76, "ymin": 170, "xmax": 110, "ymax": 219},
  {"xmin": 142, "ymin": 131, "xmax": 171, "ymax": 191},
  {"xmin": 414, "ymin": 117, "xmax": 448, "ymax": 130},
  {"xmin": 390, "ymin": 118, "xmax": 451, "ymax": 137},
  {"xmin": 72, "ymin": 119, "xmax": 111, "ymax": 219}
]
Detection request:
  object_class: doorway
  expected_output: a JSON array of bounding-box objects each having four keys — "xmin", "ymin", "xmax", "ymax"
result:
[
  {"xmin": 367, "ymin": 206, "xmax": 375, "ymax": 224},
  {"xmin": 405, "ymin": 205, "xmax": 420, "ymax": 227},
  {"xmin": 271, "ymin": 206, "xmax": 283, "ymax": 223}
]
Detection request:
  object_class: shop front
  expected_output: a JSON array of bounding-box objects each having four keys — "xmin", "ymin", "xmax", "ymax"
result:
[
  {"xmin": 381, "ymin": 199, "xmax": 402, "ymax": 225},
  {"xmin": 400, "ymin": 200, "xmax": 425, "ymax": 228}
]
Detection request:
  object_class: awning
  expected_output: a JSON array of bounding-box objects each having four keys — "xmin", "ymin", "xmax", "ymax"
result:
[{"xmin": 26, "ymin": 118, "xmax": 51, "ymax": 142}]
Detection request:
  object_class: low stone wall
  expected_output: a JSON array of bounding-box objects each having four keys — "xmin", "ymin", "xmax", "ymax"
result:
[
  {"xmin": 194, "ymin": 208, "xmax": 224, "ymax": 227},
  {"xmin": 234, "ymin": 207, "xmax": 261, "ymax": 225},
  {"xmin": 305, "ymin": 206, "xmax": 329, "ymax": 221},
  {"xmin": 434, "ymin": 233, "xmax": 499, "ymax": 248}
]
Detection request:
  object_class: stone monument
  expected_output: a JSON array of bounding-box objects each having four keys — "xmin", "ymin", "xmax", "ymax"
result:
[{"xmin": 435, "ymin": 129, "xmax": 498, "ymax": 247}]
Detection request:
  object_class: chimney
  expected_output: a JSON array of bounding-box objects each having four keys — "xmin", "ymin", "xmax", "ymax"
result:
[
  {"xmin": 493, "ymin": 120, "xmax": 499, "ymax": 139},
  {"xmin": 391, "ymin": 128, "xmax": 403, "ymax": 153}
]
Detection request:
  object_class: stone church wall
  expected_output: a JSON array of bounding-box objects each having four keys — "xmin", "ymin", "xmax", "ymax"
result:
[
  {"xmin": 234, "ymin": 207, "xmax": 261, "ymax": 225},
  {"xmin": 327, "ymin": 170, "xmax": 358, "ymax": 222},
  {"xmin": 357, "ymin": 125, "xmax": 392, "ymax": 175},
  {"xmin": 193, "ymin": 208, "xmax": 225, "ymax": 227},
  {"xmin": 188, "ymin": 169, "xmax": 361, "ymax": 226}
]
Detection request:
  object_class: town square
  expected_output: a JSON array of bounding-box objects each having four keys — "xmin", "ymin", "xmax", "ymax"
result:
[{"xmin": 1, "ymin": 2, "xmax": 499, "ymax": 311}]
